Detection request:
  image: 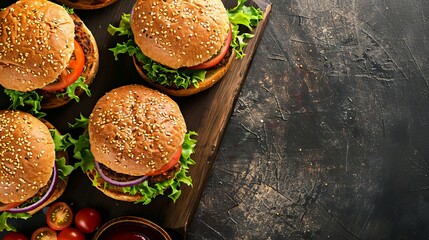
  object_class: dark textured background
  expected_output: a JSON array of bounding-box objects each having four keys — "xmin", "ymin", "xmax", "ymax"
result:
[
  {"xmin": 188, "ymin": 0, "xmax": 429, "ymax": 239},
  {"xmin": 1, "ymin": 0, "xmax": 428, "ymax": 239}
]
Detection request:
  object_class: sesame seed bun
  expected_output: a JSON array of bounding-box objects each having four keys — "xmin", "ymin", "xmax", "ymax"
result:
[
  {"xmin": 88, "ymin": 84, "xmax": 187, "ymax": 176},
  {"xmin": 130, "ymin": 0, "xmax": 230, "ymax": 69},
  {"xmin": 0, "ymin": 0, "xmax": 75, "ymax": 92},
  {"xmin": 0, "ymin": 110, "xmax": 56, "ymax": 204},
  {"xmin": 55, "ymin": 0, "xmax": 118, "ymax": 10},
  {"xmin": 40, "ymin": 13, "xmax": 100, "ymax": 109}
]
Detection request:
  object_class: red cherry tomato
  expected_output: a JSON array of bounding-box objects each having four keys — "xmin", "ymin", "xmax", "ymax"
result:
[
  {"xmin": 186, "ymin": 25, "xmax": 232, "ymax": 70},
  {"xmin": 57, "ymin": 228, "xmax": 86, "ymax": 240},
  {"xmin": 46, "ymin": 202, "xmax": 73, "ymax": 231},
  {"xmin": 31, "ymin": 227, "xmax": 57, "ymax": 240},
  {"xmin": 144, "ymin": 146, "xmax": 182, "ymax": 176},
  {"xmin": 0, "ymin": 202, "xmax": 22, "ymax": 212},
  {"xmin": 41, "ymin": 39, "xmax": 85, "ymax": 92},
  {"xmin": 3, "ymin": 232, "xmax": 28, "ymax": 240},
  {"xmin": 74, "ymin": 208, "xmax": 102, "ymax": 233}
]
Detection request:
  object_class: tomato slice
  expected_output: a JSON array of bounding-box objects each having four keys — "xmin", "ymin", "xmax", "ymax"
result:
[
  {"xmin": 3, "ymin": 232, "xmax": 28, "ymax": 240},
  {"xmin": 57, "ymin": 228, "xmax": 86, "ymax": 240},
  {"xmin": 46, "ymin": 202, "xmax": 73, "ymax": 231},
  {"xmin": 31, "ymin": 227, "xmax": 57, "ymax": 240},
  {"xmin": 0, "ymin": 202, "xmax": 22, "ymax": 212},
  {"xmin": 144, "ymin": 146, "xmax": 182, "ymax": 176},
  {"xmin": 41, "ymin": 39, "xmax": 85, "ymax": 92},
  {"xmin": 186, "ymin": 25, "xmax": 232, "ymax": 70}
]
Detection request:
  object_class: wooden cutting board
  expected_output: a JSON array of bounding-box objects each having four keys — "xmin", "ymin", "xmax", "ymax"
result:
[{"xmin": 0, "ymin": 0, "xmax": 271, "ymax": 238}]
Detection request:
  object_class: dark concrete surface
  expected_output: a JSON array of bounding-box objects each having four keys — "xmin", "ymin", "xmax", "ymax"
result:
[{"xmin": 188, "ymin": 0, "xmax": 429, "ymax": 239}]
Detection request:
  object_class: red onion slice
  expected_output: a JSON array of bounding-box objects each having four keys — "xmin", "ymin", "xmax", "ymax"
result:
[
  {"xmin": 8, "ymin": 164, "xmax": 58, "ymax": 214},
  {"xmin": 94, "ymin": 161, "xmax": 148, "ymax": 187}
]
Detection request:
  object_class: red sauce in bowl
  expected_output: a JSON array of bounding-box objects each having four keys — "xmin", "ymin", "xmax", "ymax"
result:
[{"xmin": 98, "ymin": 221, "xmax": 167, "ymax": 240}]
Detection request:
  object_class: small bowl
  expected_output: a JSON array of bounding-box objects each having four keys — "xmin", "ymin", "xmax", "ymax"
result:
[{"xmin": 92, "ymin": 216, "xmax": 172, "ymax": 240}]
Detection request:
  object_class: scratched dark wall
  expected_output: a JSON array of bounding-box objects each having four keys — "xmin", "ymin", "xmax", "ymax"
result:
[{"xmin": 189, "ymin": 0, "xmax": 429, "ymax": 239}]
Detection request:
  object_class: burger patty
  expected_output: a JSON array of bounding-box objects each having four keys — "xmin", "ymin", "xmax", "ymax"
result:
[
  {"xmin": 74, "ymin": 19, "xmax": 92, "ymax": 64},
  {"xmin": 98, "ymin": 162, "xmax": 180, "ymax": 184},
  {"xmin": 208, "ymin": 48, "xmax": 233, "ymax": 70}
]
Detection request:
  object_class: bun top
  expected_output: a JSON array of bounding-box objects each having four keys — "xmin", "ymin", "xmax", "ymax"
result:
[
  {"xmin": 131, "ymin": 0, "xmax": 230, "ymax": 69},
  {"xmin": 0, "ymin": 0, "xmax": 75, "ymax": 92},
  {"xmin": 89, "ymin": 84, "xmax": 187, "ymax": 176},
  {"xmin": 0, "ymin": 110, "xmax": 56, "ymax": 204}
]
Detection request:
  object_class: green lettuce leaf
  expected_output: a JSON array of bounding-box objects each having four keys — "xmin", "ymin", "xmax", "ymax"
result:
[
  {"xmin": 68, "ymin": 114, "xmax": 89, "ymax": 129},
  {"xmin": 108, "ymin": 13, "xmax": 132, "ymax": 37},
  {"xmin": 67, "ymin": 116, "xmax": 95, "ymax": 172},
  {"xmin": 55, "ymin": 157, "xmax": 74, "ymax": 181},
  {"xmin": 56, "ymin": 76, "xmax": 91, "ymax": 102},
  {"xmin": 70, "ymin": 132, "xmax": 94, "ymax": 172},
  {"xmin": 4, "ymin": 76, "xmax": 90, "ymax": 117},
  {"xmin": 0, "ymin": 212, "xmax": 31, "ymax": 232},
  {"xmin": 228, "ymin": 0, "xmax": 263, "ymax": 29},
  {"xmin": 4, "ymin": 89, "xmax": 46, "ymax": 118},
  {"xmin": 49, "ymin": 129, "xmax": 75, "ymax": 180},
  {"xmin": 228, "ymin": 0, "xmax": 263, "ymax": 58},
  {"xmin": 50, "ymin": 129, "xmax": 74, "ymax": 152},
  {"xmin": 61, "ymin": 5, "xmax": 74, "ymax": 14}
]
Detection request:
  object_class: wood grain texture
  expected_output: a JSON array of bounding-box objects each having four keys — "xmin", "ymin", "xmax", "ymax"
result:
[
  {"xmin": 0, "ymin": 0, "xmax": 270, "ymax": 239},
  {"xmin": 188, "ymin": 0, "xmax": 429, "ymax": 239}
]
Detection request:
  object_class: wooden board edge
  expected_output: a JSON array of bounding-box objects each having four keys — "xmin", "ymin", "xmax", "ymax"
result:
[{"xmin": 162, "ymin": 2, "xmax": 272, "ymax": 239}]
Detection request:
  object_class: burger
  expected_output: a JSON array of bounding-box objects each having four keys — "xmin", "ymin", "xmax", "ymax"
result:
[
  {"xmin": 0, "ymin": 110, "xmax": 73, "ymax": 232},
  {"xmin": 71, "ymin": 84, "xmax": 197, "ymax": 204},
  {"xmin": 55, "ymin": 0, "xmax": 118, "ymax": 10},
  {"xmin": 108, "ymin": 0, "xmax": 263, "ymax": 97},
  {"xmin": 0, "ymin": 0, "xmax": 99, "ymax": 114}
]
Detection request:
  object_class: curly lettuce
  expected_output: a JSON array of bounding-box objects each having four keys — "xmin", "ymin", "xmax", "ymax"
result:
[
  {"xmin": 228, "ymin": 0, "xmax": 263, "ymax": 58},
  {"xmin": 57, "ymin": 76, "xmax": 91, "ymax": 102},
  {"xmin": 4, "ymin": 76, "xmax": 91, "ymax": 118},
  {"xmin": 0, "ymin": 212, "xmax": 31, "ymax": 232},
  {"xmin": 49, "ymin": 129, "xmax": 76, "ymax": 181},
  {"xmin": 4, "ymin": 89, "xmax": 46, "ymax": 118}
]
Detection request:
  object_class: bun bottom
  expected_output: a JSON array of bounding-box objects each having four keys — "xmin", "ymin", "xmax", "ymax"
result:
[
  {"xmin": 86, "ymin": 169, "xmax": 143, "ymax": 202},
  {"xmin": 133, "ymin": 50, "xmax": 236, "ymax": 97},
  {"xmin": 55, "ymin": 0, "xmax": 118, "ymax": 10},
  {"xmin": 41, "ymin": 13, "xmax": 99, "ymax": 109}
]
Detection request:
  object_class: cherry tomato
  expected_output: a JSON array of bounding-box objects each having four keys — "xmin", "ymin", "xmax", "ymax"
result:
[
  {"xmin": 144, "ymin": 146, "xmax": 182, "ymax": 176},
  {"xmin": 186, "ymin": 25, "xmax": 232, "ymax": 70},
  {"xmin": 31, "ymin": 227, "xmax": 57, "ymax": 240},
  {"xmin": 41, "ymin": 39, "xmax": 85, "ymax": 92},
  {"xmin": 57, "ymin": 228, "xmax": 86, "ymax": 240},
  {"xmin": 3, "ymin": 232, "xmax": 28, "ymax": 240},
  {"xmin": 0, "ymin": 202, "xmax": 22, "ymax": 212},
  {"xmin": 46, "ymin": 202, "xmax": 73, "ymax": 231},
  {"xmin": 74, "ymin": 208, "xmax": 102, "ymax": 233}
]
